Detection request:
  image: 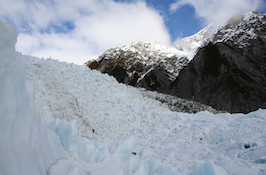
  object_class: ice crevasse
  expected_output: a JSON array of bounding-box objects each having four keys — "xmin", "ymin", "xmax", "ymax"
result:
[{"xmin": 0, "ymin": 20, "xmax": 135, "ymax": 175}]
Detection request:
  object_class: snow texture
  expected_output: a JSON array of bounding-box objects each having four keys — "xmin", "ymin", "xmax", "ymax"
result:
[
  {"xmin": 0, "ymin": 20, "xmax": 66, "ymax": 175},
  {"xmin": 172, "ymin": 24, "xmax": 215, "ymax": 59},
  {"xmin": 2, "ymin": 12, "xmax": 266, "ymax": 174},
  {"xmin": 23, "ymin": 53, "xmax": 266, "ymax": 174},
  {"xmin": 105, "ymin": 41, "xmax": 188, "ymax": 60},
  {"xmin": 0, "ymin": 20, "xmax": 146, "ymax": 175},
  {"xmin": 93, "ymin": 41, "xmax": 190, "ymax": 80},
  {"xmin": 212, "ymin": 12, "xmax": 266, "ymax": 48}
]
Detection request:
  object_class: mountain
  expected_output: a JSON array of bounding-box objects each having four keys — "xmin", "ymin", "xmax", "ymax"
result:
[
  {"xmin": 86, "ymin": 11, "xmax": 266, "ymax": 113},
  {"xmin": 86, "ymin": 41, "xmax": 191, "ymax": 93},
  {"xmin": 85, "ymin": 24, "xmax": 214, "ymax": 94},
  {"xmin": 172, "ymin": 24, "xmax": 214, "ymax": 52},
  {"xmin": 21, "ymin": 45, "xmax": 266, "ymax": 175},
  {"xmin": 170, "ymin": 11, "xmax": 266, "ymax": 113},
  {"xmin": 2, "ymin": 19, "xmax": 266, "ymax": 175}
]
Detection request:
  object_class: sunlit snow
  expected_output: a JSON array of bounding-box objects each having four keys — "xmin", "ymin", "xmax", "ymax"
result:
[{"xmin": 1, "ymin": 17, "xmax": 266, "ymax": 175}]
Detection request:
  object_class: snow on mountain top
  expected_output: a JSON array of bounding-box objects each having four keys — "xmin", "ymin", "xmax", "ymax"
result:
[
  {"xmin": 103, "ymin": 40, "xmax": 189, "ymax": 60},
  {"xmin": 243, "ymin": 11, "xmax": 266, "ymax": 24},
  {"xmin": 93, "ymin": 40, "xmax": 190, "ymax": 80},
  {"xmin": 212, "ymin": 11, "xmax": 266, "ymax": 47},
  {"xmin": 94, "ymin": 23, "xmax": 216, "ymax": 66},
  {"xmin": 181, "ymin": 24, "xmax": 215, "ymax": 48},
  {"xmin": 172, "ymin": 24, "xmax": 215, "ymax": 60}
]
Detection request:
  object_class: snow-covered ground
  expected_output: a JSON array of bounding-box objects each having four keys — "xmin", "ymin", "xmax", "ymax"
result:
[
  {"xmin": 22, "ymin": 55, "xmax": 266, "ymax": 174},
  {"xmin": 0, "ymin": 19, "xmax": 146, "ymax": 175},
  {"xmin": 1, "ymin": 19, "xmax": 266, "ymax": 175}
]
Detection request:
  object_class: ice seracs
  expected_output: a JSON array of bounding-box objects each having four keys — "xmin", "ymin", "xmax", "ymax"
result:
[
  {"xmin": 0, "ymin": 19, "xmax": 140, "ymax": 175},
  {"xmin": 0, "ymin": 19, "xmax": 66, "ymax": 175},
  {"xmin": 2, "ymin": 11, "xmax": 266, "ymax": 175},
  {"xmin": 23, "ymin": 41, "xmax": 266, "ymax": 175}
]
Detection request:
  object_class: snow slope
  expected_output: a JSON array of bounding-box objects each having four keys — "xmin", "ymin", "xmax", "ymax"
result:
[
  {"xmin": 23, "ymin": 54, "xmax": 266, "ymax": 174},
  {"xmin": 172, "ymin": 24, "xmax": 215, "ymax": 59},
  {"xmin": 2, "ymin": 15, "xmax": 266, "ymax": 174},
  {"xmin": 0, "ymin": 20, "xmax": 160, "ymax": 175}
]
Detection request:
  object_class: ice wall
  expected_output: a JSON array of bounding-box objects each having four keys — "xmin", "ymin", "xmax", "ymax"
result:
[
  {"xmin": 0, "ymin": 20, "xmax": 137, "ymax": 175},
  {"xmin": 0, "ymin": 20, "xmax": 66, "ymax": 175}
]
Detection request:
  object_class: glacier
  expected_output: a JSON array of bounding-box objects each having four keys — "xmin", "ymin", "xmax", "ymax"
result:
[
  {"xmin": 0, "ymin": 19, "xmax": 66, "ymax": 175},
  {"xmin": 1, "ymin": 19, "xmax": 266, "ymax": 175},
  {"xmin": 0, "ymin": 20, "xmax": 139, "ymax": 175}
]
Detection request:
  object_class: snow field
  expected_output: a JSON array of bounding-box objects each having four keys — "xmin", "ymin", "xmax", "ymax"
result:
[
  {"xmin": 1, "ymin": 14, "xmax": 266, "ymax": 174},
  {"xmin": 23, "ymin": 54, "xmax": 266, "ymax": 174},
  {"xmin": 1, "ymin": 19, "xmax": 152, "ymax": 175}
]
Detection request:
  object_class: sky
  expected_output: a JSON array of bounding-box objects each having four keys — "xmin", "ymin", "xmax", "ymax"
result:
[{"xmin": 0, "ymin": 0, "xmax": 265, "ymax": 65}]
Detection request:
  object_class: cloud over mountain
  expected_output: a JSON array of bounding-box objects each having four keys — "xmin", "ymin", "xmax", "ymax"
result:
[
  {"xmin": 170, "ymin": 0, "xmax": 263, "ymax": 28},
  {"xmin": 0, "ymin": 0, "xmax": 171, "ymax": 64}
]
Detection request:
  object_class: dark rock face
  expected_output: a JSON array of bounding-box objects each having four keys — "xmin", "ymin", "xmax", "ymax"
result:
[
  {"xmin": 136, "ymin": 67, "xmax": 173, "ymax": 92},
  {"xmin": 170, "ymin": 12, "xmax": 266, "ymax": 113},
  {"xmin": 87, "ymin": 12, "xmax": 266, "ymax": 113},
  {"xmin": 87, "ymin": 41, "xmax": 189, "ymax": 93},
  {"xmin": 88, "ymin": 57, "xmax": 177, "ymax": 93}
]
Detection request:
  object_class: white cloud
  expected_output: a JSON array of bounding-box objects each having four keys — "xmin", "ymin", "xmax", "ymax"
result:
[
  {"xmin": 0, "ymin": 0, "xmax": 171, "ymax": 65},
  {"xmin": 170, "ymin": 0, "xmax": 263, "ymax": 28}
]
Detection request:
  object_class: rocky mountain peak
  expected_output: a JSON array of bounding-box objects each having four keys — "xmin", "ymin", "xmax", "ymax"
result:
[
  {"xmin": 86, "ymin": 41, "xmax": 191, "ymax": 93},
  {"xmin": 86, "ymin": 11, "xmax": 266, "ymax": 113},
  {"xmin": 85, "ymin": 24, "xmax": 214, "ymax": 94},
  {"xmin": 212, "ymin": 11, "xmax": 266, "ymax": 47},
  {"xmin": 170, "ymin": 11, "xmax": 266, "ymax": 113},
  {"xmin": 173, "ymin": 24, "xmax": 215, "ymax": 53}
]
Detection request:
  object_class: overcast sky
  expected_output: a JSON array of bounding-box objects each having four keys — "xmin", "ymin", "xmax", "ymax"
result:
[{"xmin": 0, "ymin": 0, "xmax": 265, "ymax": 64}]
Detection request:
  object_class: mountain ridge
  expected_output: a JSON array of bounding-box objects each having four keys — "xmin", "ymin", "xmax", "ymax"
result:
[
  {"xmin": 86, "ymin": 11, "xmax": 266, "ymax": 113},
  {"xmin": 86, "ymin": 23, "xmax": 214, "ymax": 93},
  {"xmin": 170, "ymin": 11, "xmax": 266, "ymax": 113}
]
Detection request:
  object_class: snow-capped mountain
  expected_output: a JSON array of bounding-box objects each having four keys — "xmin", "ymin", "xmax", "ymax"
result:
[
  {"xmin": 2, "ymin": 17, "xmax": 266, "ymax": 175},
  {"xmin": 86, "ymin": 24, "xmax": 215, "ymax": 95},
  {"xmin": 172, "ymin": 24, "xmax": 214, "ymax": 51},
  {"xmin": 171, "ymin": 11, "xmax": 266, "ymax": 113},
  {"xmin": 212, "ymin": 12, "xmax": 266, "ymax": 47},
  {"xmin": 86, "ymin": 41, "xmax": 189, "ymax": 93}
]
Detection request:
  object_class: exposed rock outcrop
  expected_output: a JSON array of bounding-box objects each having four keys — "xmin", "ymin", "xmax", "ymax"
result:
[
  {"xmin": 170, "ymin": 12, "xmax": 266, "ymax": 113},
  {"xmin": 86, "ymin": 25, "xmax": 214, "ymax": 94},
  {"xmin": 86, "ymin": 41, "xmax": 189, "ymax": 93}
]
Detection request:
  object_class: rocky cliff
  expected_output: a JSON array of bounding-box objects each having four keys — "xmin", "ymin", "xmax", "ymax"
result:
[
  {"xmin": 86, "ymin": 41, "xmax": 190, "ymax": 93},
  {"xmin": 170, "ymin": 12, "xmax": 266, "ymax": 113},
  {"xmin": 86, "ymin": 25, "xmax": 213, "ymax": 93}
]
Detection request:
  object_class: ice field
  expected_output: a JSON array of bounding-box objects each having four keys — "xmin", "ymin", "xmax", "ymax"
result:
[{"xmin": 1, "ymin": 20, "xmax": 266, "ymax": 175}]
